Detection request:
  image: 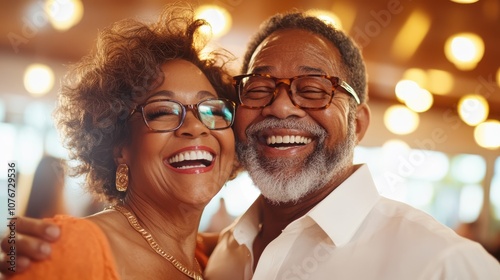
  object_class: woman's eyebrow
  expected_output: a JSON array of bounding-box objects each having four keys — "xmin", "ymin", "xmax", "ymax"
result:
[
  {"xmin": 149, "ymin": 90, "xmax": 175, "ymax": 99},
  {"xmin": 197, "ymin": 90, "xmax": 217, "ymax": 99},
  {"xmin": 148, "ymin": 90, "xmax": 216, "ymax": 101}
]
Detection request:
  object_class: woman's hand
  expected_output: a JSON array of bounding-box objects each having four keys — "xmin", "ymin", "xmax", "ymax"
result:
[{"xmin": 0, "ymin": 217, "xmax": 61, "ymax": 275}]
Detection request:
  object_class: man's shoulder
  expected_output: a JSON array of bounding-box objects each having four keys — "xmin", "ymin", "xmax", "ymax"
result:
[{"xmin": 368, "ymin": 197, "xmax": 468, "ymax": 245}]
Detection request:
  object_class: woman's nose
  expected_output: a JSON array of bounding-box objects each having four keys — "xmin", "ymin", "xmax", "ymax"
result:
[{"xmin": 174, "ymin": 111, "xmax": 209, "ymax": 138}]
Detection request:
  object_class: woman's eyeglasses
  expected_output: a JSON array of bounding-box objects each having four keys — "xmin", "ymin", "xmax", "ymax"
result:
[{"xmin": 129, "ymin": 98, "xmax": 236, "ymax": 132}]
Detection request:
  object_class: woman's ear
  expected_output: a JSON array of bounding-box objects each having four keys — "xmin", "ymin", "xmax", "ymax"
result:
[
  {"xmin": 355, "ymin": 103, "xmax": 370, "ymax": 143},
  {"xmin": 113, "ymin": 144, "xmax": 129, "ymax": 166}
]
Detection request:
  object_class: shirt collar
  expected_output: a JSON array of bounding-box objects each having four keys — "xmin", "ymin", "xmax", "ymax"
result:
[
  {"xmin": 230, "ymin": 195, "xmax": 263, "ymax": 247},
  {"xmin": 229, "ymin": 164, "xmax": 380, "ymax": 248},
  {"xmin": 308, "ymin": 164, "xmax": 380, "ymax": 246}
]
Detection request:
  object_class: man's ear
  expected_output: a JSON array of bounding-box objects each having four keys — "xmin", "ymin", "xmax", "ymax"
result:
[{"xmin": 355, "ymin": 103, "xmax": 370, "ymax": 143}]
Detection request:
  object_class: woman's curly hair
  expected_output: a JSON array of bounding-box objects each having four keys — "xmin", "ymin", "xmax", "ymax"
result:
[{"xmin": 54, "ymin": 3, "xmax": 236, "ymax": 203}]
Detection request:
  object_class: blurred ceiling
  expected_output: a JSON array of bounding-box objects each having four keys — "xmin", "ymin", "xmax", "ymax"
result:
[{"xmin": 1, "ymin": 0, "xmax": 499, "ymax": 117}]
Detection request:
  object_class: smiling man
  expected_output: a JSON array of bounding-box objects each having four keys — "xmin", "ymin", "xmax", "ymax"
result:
[{"xmin": 204, "ymin": 11, "xmax": 500, "ymax": 280}]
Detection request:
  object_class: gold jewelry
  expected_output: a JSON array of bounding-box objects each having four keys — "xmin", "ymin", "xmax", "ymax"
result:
[
  {"xmin": 110, "ymin": 205, "xmax": 203, "ymax": 280},
  {"xmin": 115, "ymin": 164, "xmax": 129, "ymax": 192}
]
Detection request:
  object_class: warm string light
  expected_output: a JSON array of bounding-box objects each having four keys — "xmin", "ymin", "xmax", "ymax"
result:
[
  {"xmin": 388, "ymin": 21, "xmax": 488, "ymax": 142},
  {"xmin": 444, "ymin": 33, "xmax": 484, "ymax": 71},
  {"xmin": 450, "ymin": 0, "xmax": 479, "ymax": 3},
  {"xmin": 195, "ymin": 5, "xmax": 232, "ymax": 38},
  {"xmin": 384, "ymin": 105, "xmax": 420, "ymax": 135},
  {"xmin": 389, "ymin": 65, "xmax": 499, "ymax": 150},
  {"xmin": 23, "ymin": 63, "xmax": 55, "ymax": 96},
  {"xmin": 458, "ymin": 94, "xmax": 489, "ymax": 126},
  {"xmin": 394, "ymin": 79, "xmax": 433, "ymax": 113},
  {"xmin": 45, "ymin": 0, "xmax": 84, "ymax": 31},
  {"xmin": 474, "ymin": 120, "xmax": 500, "ymax": 149}
]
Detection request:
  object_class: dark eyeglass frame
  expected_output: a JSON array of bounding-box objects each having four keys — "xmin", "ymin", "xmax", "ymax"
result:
[
  {"xmin": 233, "ymin": 73, "xmax": 361, "ymax": 110},
  {"xmin": 129, "ymin": 98, "xmax": 236, "ymax": 132}
]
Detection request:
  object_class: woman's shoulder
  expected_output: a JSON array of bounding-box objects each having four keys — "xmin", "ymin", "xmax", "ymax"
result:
[
  {"xmin": 49, "ymin": 214, "xmax": 99, "ymax": 230},
  {"xmin": 53, "ymin": 215, "xmax": 109, "ymax": 241},
  {"xmin": 11, "ymin": 215, "xmax": 120, "ymax": 280},
  {"xmin": 47, "ymin": 215, "xmax": 112, "ymax": 250}
]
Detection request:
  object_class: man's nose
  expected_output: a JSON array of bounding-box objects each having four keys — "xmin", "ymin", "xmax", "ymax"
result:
[{"xmin": 261, "ymin": 85, "xmax": 306, "ymax": 119}]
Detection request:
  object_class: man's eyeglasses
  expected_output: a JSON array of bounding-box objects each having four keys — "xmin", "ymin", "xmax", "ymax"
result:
[
  {"xmin": 233, "ymin": 73, "xmax": 360, "ymax": 110},
  {"xmin": 129, "ymin": 98, "xmax": 236, "ymax": 132}
]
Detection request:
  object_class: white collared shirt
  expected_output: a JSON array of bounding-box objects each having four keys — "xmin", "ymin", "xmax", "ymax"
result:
[{"xmin": 205, "ymin": 164, "xmax": 500, "ymax": 280}]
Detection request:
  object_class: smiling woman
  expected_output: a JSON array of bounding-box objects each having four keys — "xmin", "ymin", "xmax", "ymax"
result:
[{"xmin": 9, "ymin": 3, "xmax": 238, "ymax": 280}]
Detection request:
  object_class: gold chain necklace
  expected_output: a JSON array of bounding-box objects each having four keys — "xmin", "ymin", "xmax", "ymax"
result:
[{"xmin": 110, "ymin": 205, "xmax": 204, "ymax": 280}]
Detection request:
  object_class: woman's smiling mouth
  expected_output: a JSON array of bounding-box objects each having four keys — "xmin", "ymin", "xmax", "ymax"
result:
[{"xmin": 167, "ymin": 149, "xmax": 215, "ymax": 170}]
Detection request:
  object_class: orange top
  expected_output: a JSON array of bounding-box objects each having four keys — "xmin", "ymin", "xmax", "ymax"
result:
[
  {"xmin": 195, "ymin": 235, "xmax": 210, "ymax": 271},
  {"xmin": 11, "ymin": 215, "xmax": 120, "ymax": 280}
]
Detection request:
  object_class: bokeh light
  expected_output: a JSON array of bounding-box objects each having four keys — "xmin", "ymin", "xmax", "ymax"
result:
[
  {"xmin": 474, "ymin": 120, "xmax": 500, "ymax": 149},
  {"xmin": 384, "ymin": 105, "xmax": 419, "ymax": 135},
  {"xmin": 445, "ymin": 33, "xmax": 484, "ymax": 70},
  {"xmin": 458, "ymin": 94, "xmax": 489, "ymax": 126},
  {"xmin": 23, "ymin": 63, "xmax": 55, "ymax": 96},
  {"xmin": 450, "ymin": 154, "xmax": 486, "ymax": 184},
  {"xmin": 195, "ymin": 5, "xmax": 232, "ymax": 38},
  {"xmin": 45, "ymin": 0, "xmax": 84, "ymax": 31}
]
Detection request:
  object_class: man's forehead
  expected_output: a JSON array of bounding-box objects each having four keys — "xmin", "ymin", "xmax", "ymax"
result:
[
  {"xmin": 248, "ymin": 29, "xmax": 342, "ymax": 76},
  {"xmin": 262, "ymin": 29, "xmax": 331, "ymax": 45}
]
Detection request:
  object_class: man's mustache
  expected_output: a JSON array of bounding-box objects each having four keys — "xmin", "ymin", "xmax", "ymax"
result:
[{"xmin": 245, "ymin": 117, "xmax": 327, "ymax": 139}]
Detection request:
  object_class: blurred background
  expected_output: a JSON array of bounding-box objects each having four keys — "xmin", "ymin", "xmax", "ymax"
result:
[{"xmin": 0, "ymin": 0, "xmax": 499, "ymax": 258}]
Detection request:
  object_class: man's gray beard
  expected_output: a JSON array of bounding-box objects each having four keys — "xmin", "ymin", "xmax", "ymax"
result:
[{"xmin": 236, "ymin": 111, "xmax": 357, "ymax": 204}]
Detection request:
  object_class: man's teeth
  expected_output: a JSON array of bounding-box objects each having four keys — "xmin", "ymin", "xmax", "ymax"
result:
[
  {"xmin": 266, "ymin": 135, "xmax": 312, "ymax": 145},
  {"xmin": 168, "ymin": 150, "xmax": 213, "ymax": 164}
]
